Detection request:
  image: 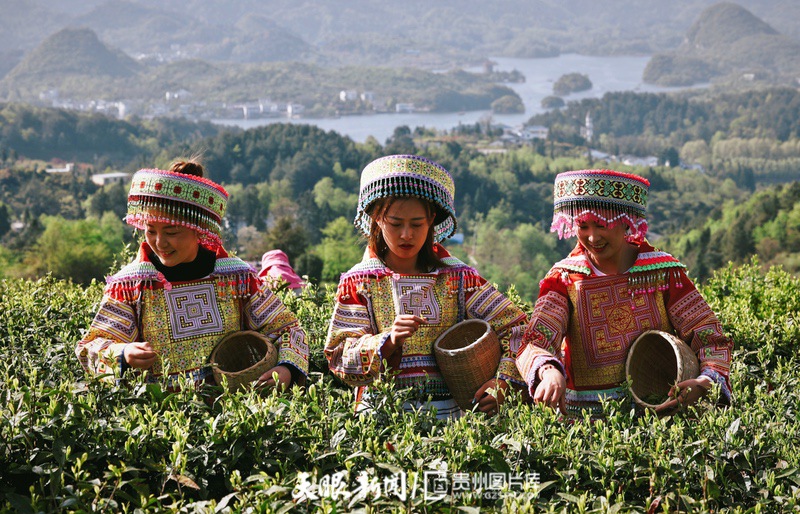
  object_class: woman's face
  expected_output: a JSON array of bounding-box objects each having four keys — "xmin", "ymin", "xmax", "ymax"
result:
[
  {"xmin": 576, "ymin": 218, "xmax": 629, "ymax": 272},
  {"xmin": 145, "ymin": 222, "xmax": 200, "ymax": 267},
  {"xmin": 376, "ymin": 198, "xmax": 434, "ymax": 273}
]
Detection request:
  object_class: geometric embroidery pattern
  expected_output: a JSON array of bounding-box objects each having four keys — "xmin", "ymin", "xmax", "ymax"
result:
[
  {"xmin": 577, "ymin": 278, "xmax": 659, "ymax": 367},
  {"xmin": 393, "ymin": 277, "xmax": 441, "ymax": 324},
  {"xmin": 165, "ymin": 283, "xmax": 223, "ymax": 339},
  {"xmin": 567, "ymin": 275, "xmax": 671, "ymax": 389}
]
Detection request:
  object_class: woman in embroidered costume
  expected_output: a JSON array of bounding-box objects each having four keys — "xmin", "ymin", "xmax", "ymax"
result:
[
  {"xmin": 325, "ymin": 154, "xmax": 528, "ymax": 419},
  {"xmin": 517, "ymin": 169, "xmax": 733, "ymax": 417},
  {"xmin": 76, "ymin": 160, "xmax": 308, "ymax": 388}
]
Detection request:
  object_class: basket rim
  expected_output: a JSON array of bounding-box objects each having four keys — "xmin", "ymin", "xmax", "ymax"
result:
[
  {"xmin": 208, "ymin": 330, "xmax": 278, "ymax": 392},
  {"xmin": 209, "ymin": 330, "xmax": 271, "ymax": 364},
  {"xmin": 433, "ymin": 318, "xmax": 492, "ymax": 355},
  {"xmin": 625, "ymin": 329, "xmax": 697, "ymax": 409}
]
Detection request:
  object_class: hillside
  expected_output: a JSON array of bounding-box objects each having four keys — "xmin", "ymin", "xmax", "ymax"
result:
[
  {"xmin": 4, "ymin": 0, "xmax": 800, "ymax": 71},
  {"xmin": 644, "ymin": 2, "xmax": 800, "ymax": 86},
  {"xmin": 69, "ymin": 2, "xmax": 314, "ymax": 63},
  {"xmin": 0, "ymin": 30, "xmax": 521, "ymax": 114},
  {"xmin": 3, "ymin": 28, "xmax": 140, "ymax": 85}
]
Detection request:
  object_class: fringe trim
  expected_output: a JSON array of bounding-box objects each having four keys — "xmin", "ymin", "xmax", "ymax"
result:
[
  {"xmin": 552, "ymin": 250, "xmax": 686, "ymax": 297},
  {"xmin": 335, "ymin": 259, "xmax": 481, "ymax": 301},
  {"xmin": 105, "ymin": 258, "xmax": 256, "ymax": 304}
]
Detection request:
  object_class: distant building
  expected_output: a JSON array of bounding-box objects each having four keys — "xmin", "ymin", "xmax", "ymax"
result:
[
  {"xmin": 91, "ymin": 172, "xmax": 131, "ymax": 187},
  {"xmin": 339, "ymin": 90, "xmax": 358, "ymax": 102},
  {"xmin": 396, "ymin": 103, "xmax": 415, "ymax": 113},
  {"xmin": 165, "ymin": 89, "xmax": 192, "ymax": 101},
  {"xmin": 580, "ymin": 111, "xmax": 593, "ymax": 142},
  {"xmin": 518, "ymin": 125, "xmax": 548, "ymax": 140},
  {"xmin": 622, "ymin": 155, "xmax": 658, "ymax": 167},
  {"xmin": 287, "ymin": 104, "xmax": 305, "ymax": 117},
  {"xmin": 46, "ymin": 163, "xmax": 74, "ymax": 174}
]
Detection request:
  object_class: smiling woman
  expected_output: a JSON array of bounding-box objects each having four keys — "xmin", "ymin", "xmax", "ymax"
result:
[
  {"xmin": 517, "ymin": 169, "xmax": 733, "ymax": 418},
  {"xmin": 75, "ymin": 160, "xmax": 309, "ymax": 390}
]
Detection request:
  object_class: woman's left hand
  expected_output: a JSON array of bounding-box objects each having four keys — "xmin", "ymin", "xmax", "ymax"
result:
[
  {"xmin": 255, "ymin": 365, "xmax": 292, "ymax": 390},
  {"xmin": 473, "ymin": 378, "xmax": 509, "ymax": 417},
  {"xmin": 655, "ymin": 376, "xmax": 713, "ymax": 415}
]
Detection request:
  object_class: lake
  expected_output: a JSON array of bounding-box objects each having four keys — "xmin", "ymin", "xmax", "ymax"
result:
[{"xmin": 212, "ymin": 54, "xmax": 704, "ymax": 143}]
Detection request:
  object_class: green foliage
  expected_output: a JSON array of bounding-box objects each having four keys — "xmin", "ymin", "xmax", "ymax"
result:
[
  {"xmin": 0, "ymin": 103, "xmax": 221, "ymax": 165},
  {"xmin": 491, "ymin": 94, "xmax": 525, "ymax": 114},
  {"xmin": 531, "ymin": 88, "xmax": 800, "ymax": 184},
  {"xmin": 311, "ymin": 217, "xmax": 365, "ymax": 282},
  {"xmin": 553, "ymin": 73, "xmax": 592, "ymax": 96},
  {"xmin": 541, "ymin": 95, "xmax": 565, "ymax": 109},
  {"xmin": 20, "ymin": 214, "xmax": 129, "ymax": 285},
  {"xmin": 1, "ymin": 262, "xmax": 800, "ymax": 511},
  {"xmin": 661, "ymin": 182, "xmax": 800, "ymax": 280}
]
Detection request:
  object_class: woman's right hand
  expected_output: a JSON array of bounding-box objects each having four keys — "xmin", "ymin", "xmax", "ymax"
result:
[
  {"xmin": 125, "ymin": 342, "xmax": 158, "ymax": 369},
  {"xmin": 383, "ymin": 314, "xmax": 427, "ymax": 358}
]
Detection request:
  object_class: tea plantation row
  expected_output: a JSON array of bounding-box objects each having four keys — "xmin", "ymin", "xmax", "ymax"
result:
[{"xmin": 1, "ymin": 260, "xmax": 799, "ymax": 512}]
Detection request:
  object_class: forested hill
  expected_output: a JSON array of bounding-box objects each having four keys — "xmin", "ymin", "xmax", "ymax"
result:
[
  {"xmin": 643, "ymin": 2, "xmax": 800, "ymax": 86},
  {"xmin": 4, "ymin": 0, "xmax": 800, "ymax": 69},
  {"xmin": 661, "ymin": 182, "xmax": 800, "ymax": 282},
  {"xmin": 0, "ymin": 104, "xmax": 795, "ymax": 300},
  {"xmin": 527, "ymin": 88, "xmax": 800, "ymax": 185},
  {"xmin": 0, "ymin": 27, "xmax": 521, "ymax": 114}
]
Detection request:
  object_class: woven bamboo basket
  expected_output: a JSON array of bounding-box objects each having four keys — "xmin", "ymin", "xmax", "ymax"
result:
[
  {"xmin": 625, "ymin": 330, "xmax": 700, "ymax": 409},
  {"xmin": 433, "ymin": 319, "xmax": 501, "ymax": 411},
  {"xmin": 209, "ymin": 330, "xmax": 277, "ymax": 392}
]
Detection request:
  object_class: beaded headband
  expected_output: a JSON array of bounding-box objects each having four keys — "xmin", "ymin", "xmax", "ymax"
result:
[
  {"xmin": 355, "ymin": 154, "xmax": 457, "ymax": 242},
  {"xmin": 551, "ymin": 169, "xmax": 649, "ymax": 241},
  {"xmin": 125, "ymin": 168, "xmax": 229, "ymax": 248}
]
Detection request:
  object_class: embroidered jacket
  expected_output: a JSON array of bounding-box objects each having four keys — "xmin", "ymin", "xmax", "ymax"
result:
[
  {"xmin": 517, "ymin": 241, "xmax": 733, "ymax": 416},
  {"xmin": 76, "ymin": 243, "xmax": 308, "ymax": 384},
  {"xmin": 325, "ymin": 245, "xmax": 527, "ymax": 401}
]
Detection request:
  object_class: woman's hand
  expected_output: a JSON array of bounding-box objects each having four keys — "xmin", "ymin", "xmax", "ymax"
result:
[
  {"xmin": 655, "ymin": 376, "xmax": 713, "ymax": 416},
  {"xmin": 533, "ymin": 364, "xmax": 566, "ymax": 412},
  {"xmin": 473, "ymin": 378, "xmax": 509, "ymax": 417},
  {"xmin": 125, "ymin": 342, "xmax": 158, "ymax": 369},
  {"xmin": 255, "ymin": 365, "xmax": 293, "ymax": 390},
  {"xmin": 383, "ymin": 314, "xmax": 427, "ymax": 358}
]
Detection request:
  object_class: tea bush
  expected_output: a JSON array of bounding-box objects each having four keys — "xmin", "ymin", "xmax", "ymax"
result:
[{"xmin": 1, "ymin": 265, "xmax": 799, "ymax": 513}]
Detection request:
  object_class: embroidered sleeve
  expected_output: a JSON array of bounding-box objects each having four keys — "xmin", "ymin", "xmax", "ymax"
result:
[
  {"xmin": 246, "ymin": 278, "xmax": 309, "ymax": 380},
  {"xmin": 666, "ymin": 270, "xmax": 733, "ymax": 404},
  {"xmin": 75, "ymin": 294, "xmax": 139, "ymax": 381},
  {"xmin": 463, "ymin": 276, "xmax": 528, "ymax": 386},
  {"xmin": 517, "ymin": 271, "xmax": 569, "ymax": 394},
  {"xmin": 324, "ymin": 279, "xmax": 389, "ymax": 387}
]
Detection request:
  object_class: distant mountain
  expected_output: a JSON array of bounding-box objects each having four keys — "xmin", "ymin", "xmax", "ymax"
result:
[
  {"xmin": 0, "ymin": 0, "xmax": 64, "ymax": 51},
  {"xmin": 68, "ymin": 1, "xmax": 203, "ymax": 54},
  {"xmin": 644, "ymin": 2, "xmax": 800, "ymax": 86},
  {"xmin": 201, "ymin": 14, "xmax": 315, "ymax": 63},
  {"xmin": 8, "ymin": 0, "xmax": 799, "ymax": 69},
  {"xmin": 4, "ymin": 28, "xmax": 140, "ymax": 82}
]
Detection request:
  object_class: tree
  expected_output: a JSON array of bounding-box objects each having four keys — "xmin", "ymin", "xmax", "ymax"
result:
[
  {"xmin": 26, "ymin": 213, "xmax": 126, "ymax": 285},
  {"xmin": 311, "ymin": 217, "xmax": 364, "ymax": 282},
  {"xmin": 0, "ymin": 201, "xmax": 10, "ymax": 238},
  {"xmin": 658, "ymin": 147, "xmax": 680, "ymax": 167},
  {"xmin": 263, "ymin": 216, "xmax": 309, "ymax": 263}
]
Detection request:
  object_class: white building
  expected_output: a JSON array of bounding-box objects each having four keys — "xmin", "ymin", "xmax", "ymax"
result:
[
  {"xmin": 45, "ymin": 163, "xmax": 74, "ymax": 173},
  {"xmin": 91, "ymin": 172, "xmax": 132, "ymax": 187}
]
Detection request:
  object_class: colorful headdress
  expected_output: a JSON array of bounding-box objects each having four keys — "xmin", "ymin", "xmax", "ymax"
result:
[
  {"xmin": 125, "ymin": 168, "xmax": 229, "ymax": 249},
  {"xmin": 551, "ymin": 169, "xmax": 649, "ymax": 241},
  {"xmin": 355, "ymin": 154, "xmax": 457, "ymax": 242}
]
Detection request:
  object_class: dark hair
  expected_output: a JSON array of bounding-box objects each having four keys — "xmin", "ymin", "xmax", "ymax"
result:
[
  {"xmin": 366, "ymin": 197, "xmax": 447, "ymax": 272},
  {"xmin": 169, "ymin": 159, "xmax": 204, "ymax": 177}
]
